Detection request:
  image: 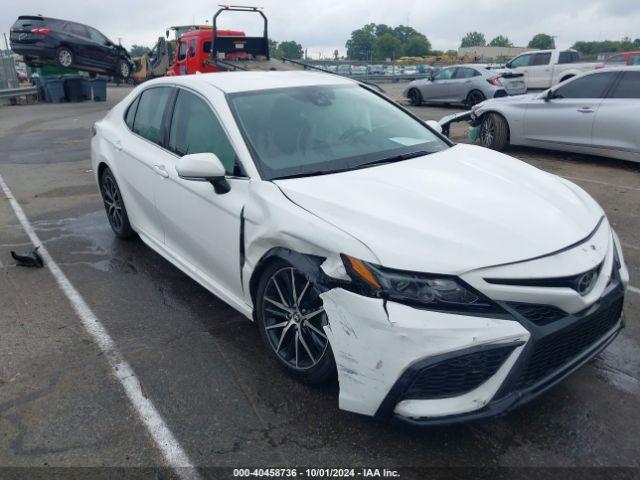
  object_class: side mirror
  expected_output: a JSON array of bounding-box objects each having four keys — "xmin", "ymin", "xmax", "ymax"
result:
[
  {"xmin": 543, "ymin": 89, "xmax": 555, "ymax": 102},
  {"xmin": 425, "ymin": 119, "xmax": 443, "ymax": 134},
  {"xmin": 175, "ymin": 153, "xmax": 230, "ymax": 194}
]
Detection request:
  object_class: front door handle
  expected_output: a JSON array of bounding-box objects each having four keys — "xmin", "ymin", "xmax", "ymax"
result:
[
  {"xmin": 577, "ymin": 107, "xmax": 594, "ymax": 113},
  {"xmin": 114, "ymin": 140, "xmax": 123, "ymax": 151},
  {"xmin": 153, "ymin": 165, "xmax": 169, "ymax": 178}
]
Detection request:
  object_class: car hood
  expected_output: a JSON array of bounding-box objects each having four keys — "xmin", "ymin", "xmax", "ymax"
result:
[{"xmin": 274, "ymin": 144, "xmax": 603, "ymax": 274}]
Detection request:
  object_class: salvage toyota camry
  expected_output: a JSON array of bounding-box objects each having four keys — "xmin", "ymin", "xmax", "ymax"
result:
[{"xmin": 91, "ymin": 72, "xmax": 629, "ymax": 424}]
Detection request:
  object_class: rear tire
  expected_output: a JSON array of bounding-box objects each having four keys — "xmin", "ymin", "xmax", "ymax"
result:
[
  {"xmin": 99, "ymin": 167, "xmax": 134, "ymax": 239},
  {"xmin": 466, "ymin": 89, "xmax": 486, "ymax": 107},
  {"xmin": 55, "ymin": 47, "xmax": 74, "ymax": 68},
  {"xmin": 480, "ymin": 113, "xmax": 509, "ymax": 151},
  {"xmin": 408, "ymin": 88, "xmax": 423, "ymax": 106},
  {"xmin": 117, "ymin": 59, "xmax": 131, "ymax": 79},
  {"xmin": 256, "ymin": 259, "xmax": 336, "ymax": 385}
]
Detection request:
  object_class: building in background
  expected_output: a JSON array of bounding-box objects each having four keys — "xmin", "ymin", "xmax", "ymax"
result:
[{"xmin": 458, "ymin": 46, "xmax": 533, "ymax": 62}]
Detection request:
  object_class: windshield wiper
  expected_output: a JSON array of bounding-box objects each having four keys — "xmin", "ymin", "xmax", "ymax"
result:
[
  {"xmin": 355, "ymin": 150, "xmax": 432, "ymax": 169},
  {"xmin": 271, "ymin": 150, "xmax": 433, "ymax": 180}
]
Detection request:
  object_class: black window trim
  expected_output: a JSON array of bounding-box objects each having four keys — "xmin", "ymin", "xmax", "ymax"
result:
[
  {"xmin": 164, "ymin": 85, "xmax": 249, "ymax": 178},
  {"xmin": 605, "ymin": 70, "xmax": 638, "ymax": 99},
  {"xmin": 552, "ymin": 71, "xmax": 622, "ymax": 100}
]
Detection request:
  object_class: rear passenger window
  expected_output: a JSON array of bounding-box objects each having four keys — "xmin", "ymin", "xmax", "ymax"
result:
[
  {"xmin": 554, "ymin": 72, "xmax": 617, "ymax": 99},
  {"xmin": 65, "ymin": 23, "xmax": 89, "ymax": 38},
  {"xmin": 168, "ymin": 89, "xmax": 239, "ymax": 175},
  {"xmin": 132, "ymin": 87, "xmax": 172, "ymax": 144},
  {"xmin": 610, "ymin": 72, "xmax": 640, "ymax": 99},
  {"xmin": 125, "ymin": 96, "xmax": 140, "ymax": 129},
  {"xmin": 532, "ymin": 53, "xmax": 551, "ymax": 65}
]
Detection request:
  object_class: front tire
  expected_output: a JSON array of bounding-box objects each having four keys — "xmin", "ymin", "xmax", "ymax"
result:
[
  {"xmin": 408, "ymin": 88, "xmax": 423, "ymax": 106},
  {"xmin": 56, "ymin": 47, "xmax": 74, "ymax": 68},
  {"xmin": 256, "ymin": 259, "xmax": 335, "ymax": 384},
  {"xmin": 480, "ymin": 113, "xmax": 509, "ymax": 151},
  {"xmin": 99, "ymin": 167, "xmax": 134, "ymax": 239}
]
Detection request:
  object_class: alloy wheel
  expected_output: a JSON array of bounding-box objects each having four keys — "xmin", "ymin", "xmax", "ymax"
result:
[
  {"xmin": 101, "ymin": 175, "xmax": 124, "ymax": 231},
  {"xmin": 58, "ymin": 49, "xmax": 72, "ymax": 67},
  {"xmin": 481, "ymin": 116, "xmax": 495, "ymax": 147},
  {"xmin": 261, "ymin": 267, "xmax": 329, "ymax": 370},
  {"xmin": 120, "ymin": 62, "xmax": 130, "ymax": 78}
]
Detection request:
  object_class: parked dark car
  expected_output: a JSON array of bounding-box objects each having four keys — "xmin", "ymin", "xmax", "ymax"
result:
[{"xmin": 10, "ymin": 15, "xmax": 133, "ymax": 79}]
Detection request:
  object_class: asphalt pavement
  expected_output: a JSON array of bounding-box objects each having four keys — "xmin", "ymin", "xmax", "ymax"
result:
[{"xmin": 0, "ymin": 84, "xmax": 639, "ymax": 479}]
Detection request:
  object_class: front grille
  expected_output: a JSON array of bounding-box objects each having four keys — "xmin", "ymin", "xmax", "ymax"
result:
[
  {"xmin": 510, "ymin": 303, "xmax": 567, "ymax": 326},
  {"xmin": 402, "ymin": 345, "xmax": 516, "ymax": 400},
  {"xmin": 514, "ymin": 298, "xmax": 623, "ymax": 390}
]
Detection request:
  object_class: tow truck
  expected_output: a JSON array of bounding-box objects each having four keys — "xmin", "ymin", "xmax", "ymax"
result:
[{"xmin": 169, "ymin": 5, "xmax": 324, "ymax": 76}]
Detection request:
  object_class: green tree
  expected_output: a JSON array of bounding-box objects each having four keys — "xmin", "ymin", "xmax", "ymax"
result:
[
  {"xmin": 489, "ymin": 35, "xmax": 513, "ymax": 47},
  {"xmin": 403, "ymin": 35, "xmax": 431, "ymax": 56},
  {"xmin": 278, "ymin": 40, "xmax": 303, "ymax": 59},
  {"xmin": 373, "ymin": 33, "xmax": 402, "ymax": 60},
  {"xmin": 460, "ymin": 32, "xmax": 486, "ymax": 48},
  {"xmin": 268, "ymin": 38, "xmax": 279, "ymax": 55},
  {"xmin": 528, "ymin": 34, "xmax": 555, "ymax": 49},
  {"xmin": 129, "ymin": 44, "xmax": 151, "ymax": 57},
  {"xmin": 392, "ymin": 25, "xmax": 424, "ymax": 44},
  {"xmin": 374, "ymin": 24, "xmax": 393, "ymax": 38},
  {"xmin": 346, "ymin": 23, "xmax": 376, "ymax": 60}
]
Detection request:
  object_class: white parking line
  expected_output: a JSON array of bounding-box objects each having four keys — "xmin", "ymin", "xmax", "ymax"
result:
[
  {"xmin": 629, "ymin": 286, "xmax": 640, "ymax": 296},
  {"xmin": 0, "ymin": 173, "xmax": 201, "ymax": 480}
]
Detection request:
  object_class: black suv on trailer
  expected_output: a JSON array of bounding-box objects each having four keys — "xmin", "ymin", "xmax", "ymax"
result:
[{"xmin": 10, "ymin": 15, "xmax": 133, "ymax": 79}]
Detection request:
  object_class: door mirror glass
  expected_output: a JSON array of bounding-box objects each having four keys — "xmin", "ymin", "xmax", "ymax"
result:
[{"xmin": 176, "ymin": 152, "xmax": 226, "ymax": 179}]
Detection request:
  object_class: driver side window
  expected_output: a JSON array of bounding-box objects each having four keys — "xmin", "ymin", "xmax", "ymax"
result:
[
  {"xmin": 168, "ymin": 89, "xmax": 241, "ymax": 176},
  {"xmin": 510, "ymin": 54, "xmax": 532, "ymax": 68},
  {"xmin": 553, "ymin": 72, "xmax": 617, "ymax": 99},
  {"xmin": 434, "ymin": 68, "xmax": 455, "ymax": 81}
]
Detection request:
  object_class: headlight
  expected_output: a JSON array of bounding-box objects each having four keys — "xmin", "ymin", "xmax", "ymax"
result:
[{"xmin": 341, "ymin": 255, "xmax": 502, "ymax": 314}]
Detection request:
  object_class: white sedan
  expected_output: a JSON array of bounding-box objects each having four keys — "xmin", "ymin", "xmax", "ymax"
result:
[{"xmin": 91, "ymin": 71, "xmax": 628, "ymax": 424}]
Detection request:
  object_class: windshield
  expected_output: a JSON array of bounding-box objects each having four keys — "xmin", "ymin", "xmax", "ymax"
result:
[{"xmin": 227, "ymin": 84, "xmax": 449, "ymax": 180}]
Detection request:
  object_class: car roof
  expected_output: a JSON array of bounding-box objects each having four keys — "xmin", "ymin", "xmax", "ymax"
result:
[{"xmin": 150, "ymin": 71, "xmax": 356, "ymax": 94}]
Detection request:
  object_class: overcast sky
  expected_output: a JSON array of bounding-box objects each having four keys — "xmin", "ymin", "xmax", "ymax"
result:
[{"xmin": 3, "ymin": 0, "xmax": 639, "ymax": 58}]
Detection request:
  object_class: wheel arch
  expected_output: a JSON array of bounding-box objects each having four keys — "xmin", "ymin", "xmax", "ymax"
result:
[
  {"xmin": 559, "ymin": 74, "xmax": 576, "ymax": 83},
  {"xmin": 248, "ymin": 247, "xmax": 328, "ymax": 315}
]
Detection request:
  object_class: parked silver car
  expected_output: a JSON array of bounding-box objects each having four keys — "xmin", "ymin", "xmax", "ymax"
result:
[
  {"xmin": 403, "ymin": 64, "xmax": 526, "ymax": 107},
  {"xmin": 470, "ymin": 67, "xmax": 640, "ymax": 163}
]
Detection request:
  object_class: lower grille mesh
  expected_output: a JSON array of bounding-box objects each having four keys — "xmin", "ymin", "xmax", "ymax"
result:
[
  {"xmin": 402, "ymin": 345, "xmax": 516, "ymax": 400},
  {"xmin": 515, "ymin": 298, "xmax": 623, "ymax": 390}
]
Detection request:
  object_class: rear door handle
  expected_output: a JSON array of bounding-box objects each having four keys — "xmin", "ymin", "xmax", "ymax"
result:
[
  {"xmin": 153, "ymin": 165, "xmax": 169, "ymax": 178},
  {"xmin": 114, "ymin": 140, "xmax": 123, "ymax": 151},
  {"xmin": 577, "ymin": 107, "xmax": 594, "ymax": 113}
]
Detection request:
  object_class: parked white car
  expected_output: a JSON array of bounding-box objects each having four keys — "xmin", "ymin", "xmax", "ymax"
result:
[
  {"xmin": 470, "ymin": 67, "xmax": 640, "ymax": 163},
  {"xmin": 505, "ymin": 49, "xmax": 602, "ymax": 89},
  {"xmin": 91, "ymin": 72, "xmax": 628, "ymax": 424}
]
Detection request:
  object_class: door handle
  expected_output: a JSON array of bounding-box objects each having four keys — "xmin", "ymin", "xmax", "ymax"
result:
[
  {"xmin": 464, "ymin": 80, "xmax": 472, "ymax": 83},
  {"xmin": 577, "ymin": 107, "xmax": 594, "ymax": 113},
  {"xmin": 114, "ymin": 140, "xmax": 123, "ymax": 151},
  {"xmin": 153, "ymin": 165, "xmax": 169, "ymax": 178}
]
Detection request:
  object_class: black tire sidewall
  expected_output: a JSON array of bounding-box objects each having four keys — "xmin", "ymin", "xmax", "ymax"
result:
[
  {"xmin": 255, "ymin": 258, "xmax": 336, "ymax": 384},
  {"xmin": 100, "ymin": 168, "xmax": 134, "ymax": 239},
  {"xmin": 409, "ymin": 88, "xmax": 422, "ymax": 106},
  {"xmin": 467, "ymin": 90, "xmax": 485, "ymax": 107}
]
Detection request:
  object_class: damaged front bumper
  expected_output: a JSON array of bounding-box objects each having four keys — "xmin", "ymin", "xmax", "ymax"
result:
[{"xmin": 320, "ymin": 270, "xmax": 625, "ymax": 425}]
